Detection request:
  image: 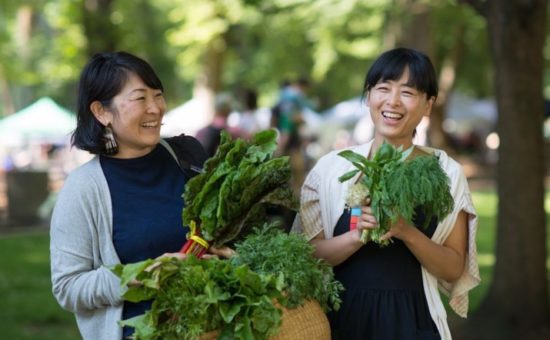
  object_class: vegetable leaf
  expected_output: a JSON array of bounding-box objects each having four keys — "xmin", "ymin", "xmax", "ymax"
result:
[{"xmin": 338, "ymin": 142, "xmax": 454, "ymax": 246}]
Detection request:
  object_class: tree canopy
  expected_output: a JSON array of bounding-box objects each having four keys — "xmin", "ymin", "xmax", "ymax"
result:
[{"xmin": 0, "ymin": 0, "xmax": 497, "ymax": 116}]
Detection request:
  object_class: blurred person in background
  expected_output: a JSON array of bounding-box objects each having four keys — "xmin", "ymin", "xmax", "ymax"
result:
[
  {"xmin": 195, "ymin": 92, "xmax": 243, "ymax": 157},
  {"xmin": 49, "ymin": 51, "xmax": 210, "ymax": 340},
  {"xmin": 293, "ymin": 48, "xmax": 480, "ymax": 339},
  {"xmin": 272, "ymin": 77, "xmax": 315, "ymax": 195},
  {"xmin": 234, "ymin": 88, "xmax": 262, "ymax": 138}
]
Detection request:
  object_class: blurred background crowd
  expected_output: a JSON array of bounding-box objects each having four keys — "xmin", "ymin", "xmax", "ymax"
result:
[{"xmin": 0, "ymin": 81, "xmax": 511, "ymax": 226}]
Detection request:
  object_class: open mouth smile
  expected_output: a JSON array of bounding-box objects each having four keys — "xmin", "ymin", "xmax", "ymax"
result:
[
  {"xmin": 382, "ymin": 111, "xmax": 403, "ymax": 120},
  {"xmin": 141, "ymin": 121, "xmax": 159, "ymax": 128}
]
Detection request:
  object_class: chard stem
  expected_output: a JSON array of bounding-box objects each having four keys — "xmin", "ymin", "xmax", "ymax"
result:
[{"xmin": 360, "ymin": 229, "xmax": 369, "ymax": 244}]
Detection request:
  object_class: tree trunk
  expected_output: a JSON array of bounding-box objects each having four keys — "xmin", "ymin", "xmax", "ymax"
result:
[
  {"xmin": 82, "ymin": 0, "xmax": 117, "ymax": 56},
  {"xmin": 428, "ymin": 24, "xmax": 465, "ymax": 152},
  {"xmin": 13, "ymin": 5, "xmax": 34, "ymax": 109},
  {"xmin": 395, "ymin": 0, "xmax": 463, "ymax": 151},
  {"xmin": 456, "ymin": 0, "xmax": 549, "ymax": 338},
  {"xmin": 193, "ymin": 36, "xmax": 227, "ymax": 124},
  {"xmin": 0, "ymin": 64, "xmax": 15, "ymax": 116}
]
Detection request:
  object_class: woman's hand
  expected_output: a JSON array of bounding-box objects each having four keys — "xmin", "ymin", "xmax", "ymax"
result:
[
  {"xmin": 380, "ymin": 216, "xmax": 415, "ymax": 242},
  {"xmin": 140, "ymin": 252, "xmax": 189, "ymax": 274},
  {"xmin": 157, "ymin": 252, "xmax": 188, "ymax": 261},
  {"xmin": 357, "ymin": 199, "xmax": 377, "ymax": 242},
  {"xmin": 208, "ymin": 246, "xmax": 236, "ymax": 259},
  {"xmin": 126, "ymin": 253, "xmax": 190, "ymax": 288}
]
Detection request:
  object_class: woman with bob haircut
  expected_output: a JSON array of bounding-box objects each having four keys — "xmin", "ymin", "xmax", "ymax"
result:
[
  {"xmin": 293, "ymin": 47, "xmax": 480, "ymax": 339},
  {"xmin": 50, "ymin": 51, "xmax": 209, "ymax": 339}
]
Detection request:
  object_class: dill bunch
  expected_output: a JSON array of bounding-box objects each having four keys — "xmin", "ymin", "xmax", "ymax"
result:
[{"xmin": 338, "ymin": 143, "xmax": 454, "ymax": 246}]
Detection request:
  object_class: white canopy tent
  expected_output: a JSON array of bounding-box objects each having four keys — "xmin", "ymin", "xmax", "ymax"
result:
[
  {"xmin": 161, "ymin": 98, "xmax": 211, "ymax": 137},
  {"xmin": 0, "ymin": 97, "xmax": 76, "ymax": 146}
]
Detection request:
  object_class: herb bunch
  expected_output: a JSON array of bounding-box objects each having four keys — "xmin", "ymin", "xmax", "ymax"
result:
[
  {"xmin": 230, "ymin": 225, "xmax": 344, "ymax": 312},
  {"xmin": 183, "ymin": 129, "xmax": 298, "ymax": 247},
  {"xmin": 111, "ymin": 226, "xmax": 344, "ymax": 339},
  {"xmin": 112, "ymin": 256, "xmax": 285, "ymax": 340},
  {"xmin": 338, "ymin": 143, "xmax": 454, "ymax": 246}
]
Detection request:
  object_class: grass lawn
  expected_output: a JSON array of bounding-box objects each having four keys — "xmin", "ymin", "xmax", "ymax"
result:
[
  {"xmin": 0, "ymin": 230, "xmax": 80, "ymax": 339},
  {"xmin": 0, "ymin": 189, "xmax": 547, "ymax": 338}
]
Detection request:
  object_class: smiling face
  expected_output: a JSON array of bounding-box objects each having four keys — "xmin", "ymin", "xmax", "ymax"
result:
[
  {"xmin": 367, "ymin": 67, "xmax": 434, "ymax": 151},
  {"xmin": 94, "ymin": 72, "xmax": 166, "ymax": 158}
]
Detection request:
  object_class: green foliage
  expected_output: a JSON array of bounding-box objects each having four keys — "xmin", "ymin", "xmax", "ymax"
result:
[
  {"xmin": 182, "ymin": 129, "xmax": 298, "ymax": 246},
  {"xmin": 338, "ymin": 143, "xmax": 454, "ymax": 246},
  {"xmin": 112, "ymin": 256, "xmax": 285, "ymax": 340},
  {"xmin": 0, "ymin": 0, "xmax": 500, "ymax": 116},
  {"xmin": 230, "ymin": 226, "xmax": 344, "ymax": 312},
  {"xmin": 111, "ymin": 224, "xmax": 344, "ymax": 339}
]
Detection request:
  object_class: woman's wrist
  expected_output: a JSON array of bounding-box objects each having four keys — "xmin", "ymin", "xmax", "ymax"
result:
[{"xmin": 349, "ymin": 228, "xmax": 366, "ymax": 247}]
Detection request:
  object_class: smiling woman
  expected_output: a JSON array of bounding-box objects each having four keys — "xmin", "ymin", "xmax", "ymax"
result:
[
  {"xmin": 91, "ymin": 72, "xmax": 167, "ymax": 159},
  {"xmin": 49, "ymin": 51, "xmax": 209, "ymax": 340},
  {"xmin": 292, "ymin": 48, "xmax": 480, "ymax": 340}
]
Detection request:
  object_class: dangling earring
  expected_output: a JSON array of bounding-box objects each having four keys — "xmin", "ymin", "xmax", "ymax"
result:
[{"xmin": 103, "ymin": 124, "xmax": 118, "ymax": 155}]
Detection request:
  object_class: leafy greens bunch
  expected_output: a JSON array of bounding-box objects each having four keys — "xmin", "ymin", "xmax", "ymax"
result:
[
  {"xmin": 112, "ymin": 256, "xmax": 286, "ymax": 340},
  {"xmin": 183, "ymin": 129, "xmax": 298, "ymax": 247},
  {"xmin": 230, "ymin": 225, "xmax": 344, "ymax": 312},
  {"xmin": 338, "ymin": 143, "xmax": 454, "ymax": 246}
]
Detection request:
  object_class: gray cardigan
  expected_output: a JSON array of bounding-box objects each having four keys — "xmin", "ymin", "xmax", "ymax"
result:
[{"xmin": 50, "ymin": 141, "xmax": 181, "ymax": 340}]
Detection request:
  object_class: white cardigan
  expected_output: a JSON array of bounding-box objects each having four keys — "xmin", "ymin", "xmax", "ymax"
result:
[{"xmin": 292, "ymin": 140, "xmax": 480, "ymax": 339}]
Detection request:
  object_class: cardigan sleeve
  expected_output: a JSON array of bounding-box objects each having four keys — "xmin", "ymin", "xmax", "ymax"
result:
[
  {"xmin": 437, "ymin": 164, "xmax": 481, "ymax": 318},
  {"xmin": 292, "ymin": 168, "xmax": 324, "ymax": 241},
  {"xmin": 50, "ymin": 168, "xmax": 124, "ymax": 313}
]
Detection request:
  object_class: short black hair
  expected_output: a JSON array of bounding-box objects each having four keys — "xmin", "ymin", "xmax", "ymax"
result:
[
  {"xmin": 72, "ymin": 51, "xmax": 164, "ymax": 154},
  {"xmin": 363, "ymin": 47, "xmax": 438, "ymax": 100}
]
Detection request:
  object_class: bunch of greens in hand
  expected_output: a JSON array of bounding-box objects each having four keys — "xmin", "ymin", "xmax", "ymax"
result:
[
  {"xmin": 183, "ymin": 129, "xmax": 298, "ymax": 247},
  {"xmin": 230, "ymin": 224, "xmax": 344, "ymax": 312},
  {"xmin": 111, "ymin": 224, "xmax": 343, "ymax": 340},
  {"xmin": 112, "ymin": 256, "xmax": 286, "ymax": 340},
  {"xmin": 338, "ymin": 142, "xmax": 454, "ymax": 246}
]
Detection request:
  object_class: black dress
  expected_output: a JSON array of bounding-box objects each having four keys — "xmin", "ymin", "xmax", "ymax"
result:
[{"xmin": 328, "ymin": 207, "xmax": 441, "ymax": 340}]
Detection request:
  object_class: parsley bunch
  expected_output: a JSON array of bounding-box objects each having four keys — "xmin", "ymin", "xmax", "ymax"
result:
[
  {"xmin": 338, "ymin": 143, "xmax": 454, "ymax": 246},
  {"xmin": 230, "ymin": 225, "xmax": 343, "ymax": 312}
]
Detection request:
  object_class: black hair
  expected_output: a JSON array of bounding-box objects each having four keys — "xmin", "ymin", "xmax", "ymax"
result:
[
  {"xmin": 296, "ymin": 76, "xmax": 310, "ymax": 88},
  {"xmin": 243, "ymin": 89, "xmax": 258, "ymax": 111},
  {"xmin": 363, "ymin": 47, "xmax": 438, "ymax": 100},
  {"xmin": 72, "ymin": 51, "xmax": 164, "ymax": 154}
]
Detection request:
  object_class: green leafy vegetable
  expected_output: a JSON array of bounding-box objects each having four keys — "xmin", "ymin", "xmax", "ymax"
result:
[
  {"xmin": 230, "ymin": 225, "xmax": 344, "ymax": 312},
  {"xmin": 338, "ymin": 142, "xmax": 454, "ymax": 246},
  {"xmin": 182, "ymin": 129, "xmax": 298, "ymax": 246},
  {"xmin": 113, "ymin": 256, "xmax": 285, "ymax": 340},
  {"xmin": 111, "ymin": 226, "xmax": 344, "ymax": 339}
]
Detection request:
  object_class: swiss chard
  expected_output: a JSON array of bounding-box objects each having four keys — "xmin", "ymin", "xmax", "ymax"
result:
[{"xmin": 182, "ymin": 129, "xmax": 298, "ymax": 248}]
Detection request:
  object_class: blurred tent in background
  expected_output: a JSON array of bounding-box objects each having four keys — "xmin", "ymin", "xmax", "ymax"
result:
[
  {"xmin": 0, "ymin": 98, "xmax": 84, "ymax": 225},
  {"xmin": 161, "ymin": 98, "xmax": 212, "ymax": 137},
  {"xmin": 444, "ymin": 92, "xmax": 497, "ymax": 137},
  {"xmin": 444, "ymin": 92, "xmax": 497, "ymax": 158},
  {"xmin": 0, "ymin": 97, "xmax": 76, "ymax": 146},
  {"xmin": 313, "ymin": 92, "xmax": 498, "ymax": 160}
]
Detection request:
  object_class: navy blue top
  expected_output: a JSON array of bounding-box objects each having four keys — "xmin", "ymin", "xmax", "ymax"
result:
[
  {"xmin": 100, "ymin": 144, "xmax": 188, "ymax": 339},
  {"xmin": 328, "ymin": 207, "xmax": 441, "ymax": 340}
]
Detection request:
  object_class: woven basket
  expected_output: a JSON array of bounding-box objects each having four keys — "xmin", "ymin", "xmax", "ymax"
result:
[
  {"xmin": 199, "ymin": 299, "xmax": 330, "ymax": 339},
  {"xmin": 273, "ymin": 299, "xmax": 330, "ymax": 339}
]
